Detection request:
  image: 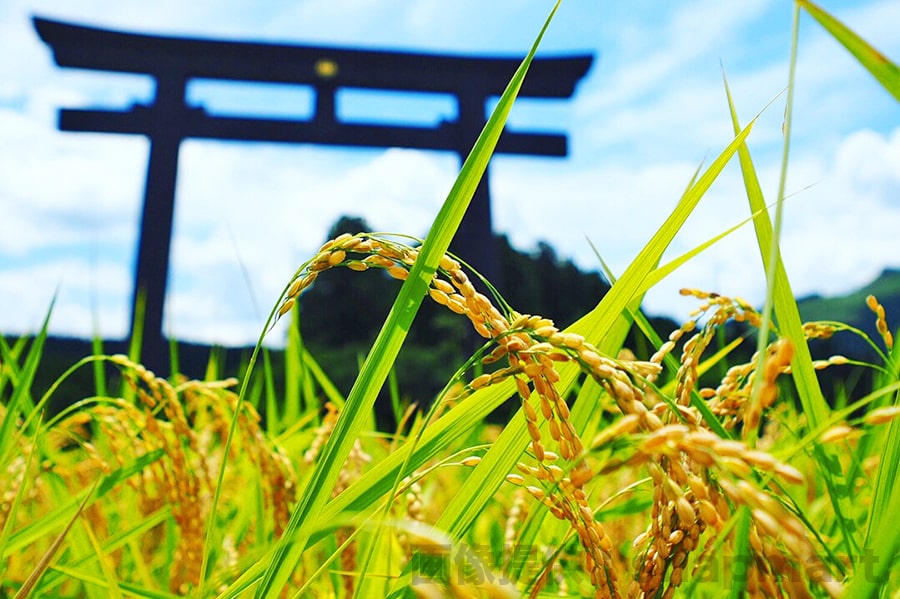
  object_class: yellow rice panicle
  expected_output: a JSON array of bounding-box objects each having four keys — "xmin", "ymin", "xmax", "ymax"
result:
[{"xmin": 866, "ymin": 293, "xmax": 894, "ymax": 350}]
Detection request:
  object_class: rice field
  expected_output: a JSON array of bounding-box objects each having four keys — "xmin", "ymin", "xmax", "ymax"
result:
[{"xmin": 2, "ymin": 1, "xmax": 899, "ymax": 597}]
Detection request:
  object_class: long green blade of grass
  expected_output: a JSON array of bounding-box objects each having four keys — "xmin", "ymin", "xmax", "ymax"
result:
[
  {"xmin": 848, "ymin": 419, "xmax": 900, "ymax": 597},
  {"xmin": 13, "ymin": 477, "xmax": 100, "ymax": 599},
  {"xmin": 251, "ymin": 4, "xmax": 564, "ymax": 596},
  {"xmin": 752, "ymin": 4, "xmax": 830, "ymax": 428},
  {"xmin": 90, "ymin": 333, "xmax": 107, "ymax": 398},
  {"xmin": 0, "ymin": 299, "xmax": 53, "ymax": 464},
  {"xmin": 0, "ymin": 422, "xmax": 40, "ymax": 581},
  {"xmin": 798, "ymin": 0, "xmax": 900, "ymax": 102},
  {"xmin": 77, "ymin": 518, "xmax": 125, "ymax": 599},
  {"xmin": 283, "ymin": 306, "xmax": 304, "ymax": 422},
  {"xmin": 0, "ymin": 334, "xmax": 26, "ymax": 399},
  {"xmin": 722, "ymin": 81, "xmax": 834, "ymax": 419},
  {"xmin": 723, "ymin": 26, "xmax": 856, "ymax": 577},
  {"xmin": 728, "ymin": 506, "xmax": 753, "ymax": 599},
  {"xmin": 855, "ymin": 344, "xmax": 900, "ymax": 594}
]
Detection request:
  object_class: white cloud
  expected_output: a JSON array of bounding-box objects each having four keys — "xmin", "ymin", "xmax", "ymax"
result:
[
  {"xmin": 832, "ymin": 128, "xmax": 900, "ymax": 198},
  {"xmin": 825, "ymin": 0, "xmax": 900, "ymax": 52},
  {"xmin": 0, "ymin": 258, "xmax": 131, "ymax": 337},
  {"xmin": 639, "ymin": 124, "xmax": 900, "ymax": 318},
  {"xmin": 0, "ymin": 109, "xmax": 145, "ymax": 257},
  {"xmin": 779, "ymin": 127, "xmax": 900, "ymax": 297},
  {"xmin": 493, "ymin": 120, "xmax": 900, "ymax": 323}
]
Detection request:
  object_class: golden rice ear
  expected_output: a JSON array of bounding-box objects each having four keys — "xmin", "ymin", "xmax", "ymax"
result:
[
  {"xmin": 864, "ymin": 405, "xmax": 900, "ymax": 426},
  {"xmin": 867, "ymin": 294, "xmax": 895, "ymax": 349}
]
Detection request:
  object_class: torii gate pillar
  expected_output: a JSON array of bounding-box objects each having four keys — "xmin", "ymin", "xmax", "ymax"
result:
[{"xmin": 133, "ymin": 75, "xmax": 187, "ymax": 366}]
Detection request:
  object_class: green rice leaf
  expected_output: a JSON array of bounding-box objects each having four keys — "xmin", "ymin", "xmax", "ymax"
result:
[
  {"xmin": 38, "ymin": 565, "xmax": 182, "ymax": 599},
  {"xmin": 13, "ymin": 477, "xmax": 100, "ymax": 599},
  {"xmin": 0, "ymin": 422, "xmax": 40, "ymax": 577},
  {"xmin": 723, "ymin": 55, "xmax": 855, "ymax": 563},
  {"xmin": 798, "ymin": 0, "xmax": 900, "ymax": 103},
  {"xmin": 722, "ymin": 73, "xmax": 832, "ymax": 426},
  {"xmin": 728, "ymin": 506, "xmax": 752, "ymax": 599},
  {"xmin": 0, "ymin": 298, "xmax": 53, "ymax": 463}
]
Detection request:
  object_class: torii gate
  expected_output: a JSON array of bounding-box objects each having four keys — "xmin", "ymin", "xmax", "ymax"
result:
[{"xmin": 34, "ymin": 16, "xmax": 592, "ymax": 373}]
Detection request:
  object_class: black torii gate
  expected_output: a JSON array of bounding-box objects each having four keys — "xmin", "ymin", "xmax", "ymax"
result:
[{"xmin": 34, "ymin": 16, "xmax": 592, "ymax": 373}]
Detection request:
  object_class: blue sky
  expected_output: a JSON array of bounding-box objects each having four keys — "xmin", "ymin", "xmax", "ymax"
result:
[{"xmin": 1, "ymin": 0, "xmax": 899, "ymax": 346}]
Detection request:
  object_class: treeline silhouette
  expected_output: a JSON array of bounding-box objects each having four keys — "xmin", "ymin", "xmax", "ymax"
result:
[
  {"xmin": 24, "ymin": 215, "xmax": 674, "ymax": 420},
  {"xmin": 18, "ymin": 215, "xmax": 895, "ymax": 423}
]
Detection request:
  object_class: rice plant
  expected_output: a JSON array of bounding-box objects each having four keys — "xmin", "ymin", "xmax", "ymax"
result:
[{"xmin": 1, "ymin": 1, "xmax": 898, "ymax": 597}]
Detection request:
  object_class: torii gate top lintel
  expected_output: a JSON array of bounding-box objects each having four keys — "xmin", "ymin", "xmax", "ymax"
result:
[{"xmin": 34, "ymin": 16, "xmax": 592, "ymax": 98}]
